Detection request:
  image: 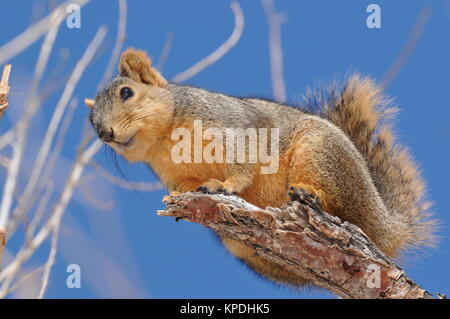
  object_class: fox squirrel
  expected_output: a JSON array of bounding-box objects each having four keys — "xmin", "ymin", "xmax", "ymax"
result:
[{"xmin": 87, "ymin": 48, "xmax": 436, "ymax": 287}]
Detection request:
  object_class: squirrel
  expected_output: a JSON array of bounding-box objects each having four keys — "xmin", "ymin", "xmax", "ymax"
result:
[{"xmin": 87, "ymin": 48, "xmax": 437, "ymax": 287}]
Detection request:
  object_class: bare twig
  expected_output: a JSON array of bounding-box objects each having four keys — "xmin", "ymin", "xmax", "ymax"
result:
[
  {"xmin": 0, "ymin": 17, "xmax": 62, "ymax": 229},
  {"xmin": 7, "ymin": 27, "xmax": 108, "ymax": 233},
  {"xmin": 157, "ymin": 32, "xmax": 174, "ymax": 72},
  {"xmin": 159, "ymin": 192, "xmax": 434, "ymax": 299},
  {"xmin": 98, "ymin": 0, "xmax": 128, "ymax": 89},
  {"xmin": 382, "ymin": 6, "xmax": 433, "ymax": 87},
  {"xmin": 90, "ymin": 160, "xmax": 164, "ymax": 192},
  {"xmin": 0, "ymin": 131, "xmax": 13, "ymax": 151},
  {"xmin": 38, "ymin": 98, "xmax": 79, "ymax": 189},
  {"xmin": 11, "ymin": 98, "xmax": 77, "ymax": 242},
  {"xmin": 79, "ymin": 178, "xmax": 115, "ymax": 210},
  {"xmin": 7, "ymin": 265, "xmax": 44, "ymax": 296},
  {"xmin": 0, "ymin": 0, "xmax": 131, "ymax": 298},
  {"xmin": 0, "ymin": 64, "xmax": 12, "ymax": 118},
  {"xmin": 0, "ymin": 0, "xmax": 91, "ymax": 65},
  {"xmin": 37, "ymin": 225, "xmax": 59, "ymax": 298},
  {"xmin": 0, "ymin": 229, "xmax": 6, "ymax": 266},
  {"xmin": 25, "ymin": 182, "xmax": 54, "ymax": 242},
  {"xmin": 0, "ymin": 156, "xmax": 9, "ymax": 169},
  {"xmin": 0, "ymin": 139, "xmax": 102, "ymax": 297},
  {"xmin": 261, "ymin": 0, "xmax": 287, "ymax": 103},
  {"xmin": 22, "ymin": 98, "xmax": 79, "ymax": 233},
  {"xmin": 171, "ymin": 1, "xmax": 244, "ymax": 83}
]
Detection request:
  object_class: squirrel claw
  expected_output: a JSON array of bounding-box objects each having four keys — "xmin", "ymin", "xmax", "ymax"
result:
[
  {"xmin": 217, "ymin": 187, "xmax": 234, "ymax": 195},
  {"xmin": 196, "ymin": 186, "xmax": 212, "ymax": 194},
  {"xmin": 196, "ymin": 186, "xmax": 234, "ymax": 196},
  {"xmin": 288, "ymin": 186, "xmax": 322, "ymax": 210}
]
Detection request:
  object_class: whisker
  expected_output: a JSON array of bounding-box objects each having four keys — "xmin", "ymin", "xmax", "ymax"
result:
[{"xmin": 103, "ymin": 145, "xmax": 128, "ymax": 181}]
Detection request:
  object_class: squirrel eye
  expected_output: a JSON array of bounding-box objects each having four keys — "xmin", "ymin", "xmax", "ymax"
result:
[{"xmin": 120, "ymin": 87, "xmax": 134, "ymax": 101}]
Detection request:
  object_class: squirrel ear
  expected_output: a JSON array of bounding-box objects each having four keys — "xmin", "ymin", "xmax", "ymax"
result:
[
  {"xmin": 119, "ymin": 48, "xmax": 167, "ymax": 88},
  {"xmin": 84, "ymin": 98, "xmax": 95, "ymax": 108}
]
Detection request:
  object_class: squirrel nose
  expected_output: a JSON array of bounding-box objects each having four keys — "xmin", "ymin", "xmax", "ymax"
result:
[{"xmin": 99, "ymin": 127, "xmax": 114, "ymax": 143}]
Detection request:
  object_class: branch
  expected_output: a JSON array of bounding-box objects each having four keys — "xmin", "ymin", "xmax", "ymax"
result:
[
  {"xmin": 0, "ymin": 139, "xmax": 102, "ymax": 297},
  {"xmin": 37, "ymin": 225, "xmax": 59, "ymax": 299},
  {"xmin": 98, "ymin": 0, "xmax": 127, "ymax": 89},
  {"xmin": 171, "ymin": 1, "xmax": 244, "ymax": 83},
  {"xmin": 0, "ymin": 64, "xmax": 11, "ymax": 119},
  {"xmin": 0, "ymin": 229, "xmax": 5, "ymax": 266},
  {"xmin": 159, "ymin": 192, "xmax": 434, "ymax": 299},
  {"xmin": 382, "ymin": 6, "xmax": 432, "ymax": 88},
  {"xmin": 157, "ymin": 32, "xmax": 174, "ymax": 72},
  {"xmin": 6, "ymin": 26, "xmax": 107, "ymax": 233},
  {"xmin": 261, "ymin": 0, "xmax": 287, "ymax": 103},
  {"xmin": 0, "ymin": 0, "xmax": 91, "ymax": 65},
  {"xmin": 89, "ymin": 160, "xmax": 165, "ymax": 192}
]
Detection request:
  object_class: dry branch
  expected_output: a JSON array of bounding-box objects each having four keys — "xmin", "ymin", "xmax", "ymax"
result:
[
  {"xmin": 0, "ymin": 64, "xmax": 11, "ymax": 267},
  {"xmin": 5, "ymin": 26, "xmax": 107, "ymax": 234},
  {"xmin": 0, "ymin": 0, "xmax": 91, "ymax": 65},
  {"xmin": 171, "ymin": 1, "xmax": 244, "ymax": 83},
  {"xmin": 261, "ymin": 0, "xmax": 287, "ymax": 103},
  {"xmin": 0, "ymin": 139, "xmax": 102, "ymax": 297},
  {"xmin": 159, "ymin": 192, "xmax": 434, "ymax": 299},
  {"xmin": 0, "ymin": 229, "xmax": 6, "ymax": 266},
  {"xmin": 382, "ymin": 6, "xmax": 432, "ymax": 87},
  {"xmin": 0, "ymin": 64, "xmax": 11, "ymax": 119}
]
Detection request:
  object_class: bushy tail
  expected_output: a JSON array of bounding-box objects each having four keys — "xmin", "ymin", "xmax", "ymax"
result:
[{"xmin": 309, "ymin": 74, "xmax": 437, "ymax": 251}]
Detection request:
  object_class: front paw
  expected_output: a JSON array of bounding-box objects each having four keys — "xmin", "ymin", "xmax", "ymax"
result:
[
  {"xmin": 196, "ymin": 186, "xmax": 235, "ymax": 195},
  {"xmin": 196, "ymin": 179, "xmax": 236, "ymax": 195}
]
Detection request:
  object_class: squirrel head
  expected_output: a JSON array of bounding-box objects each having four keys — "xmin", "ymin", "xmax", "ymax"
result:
[{"xmin": 89, "ymin": 48, "xmax": 174, "ymax": 161}]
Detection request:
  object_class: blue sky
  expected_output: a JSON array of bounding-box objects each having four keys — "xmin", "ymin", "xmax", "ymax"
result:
[{"xmin": 1, "ymin": 0, "xmax": 449, "ymax": 298}]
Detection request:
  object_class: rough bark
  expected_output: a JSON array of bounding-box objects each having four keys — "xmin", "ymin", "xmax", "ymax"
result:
[
  {"xmin": 0, "ymin": 64, "xmax": 11, "ymax": 119},
  {"xmin": 158, "ymin": 191, "xmax": 434, "ymax": 299},
  {"xmin": 0, "ymin": 229, "xmax": 6, "ymax": 266}
]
